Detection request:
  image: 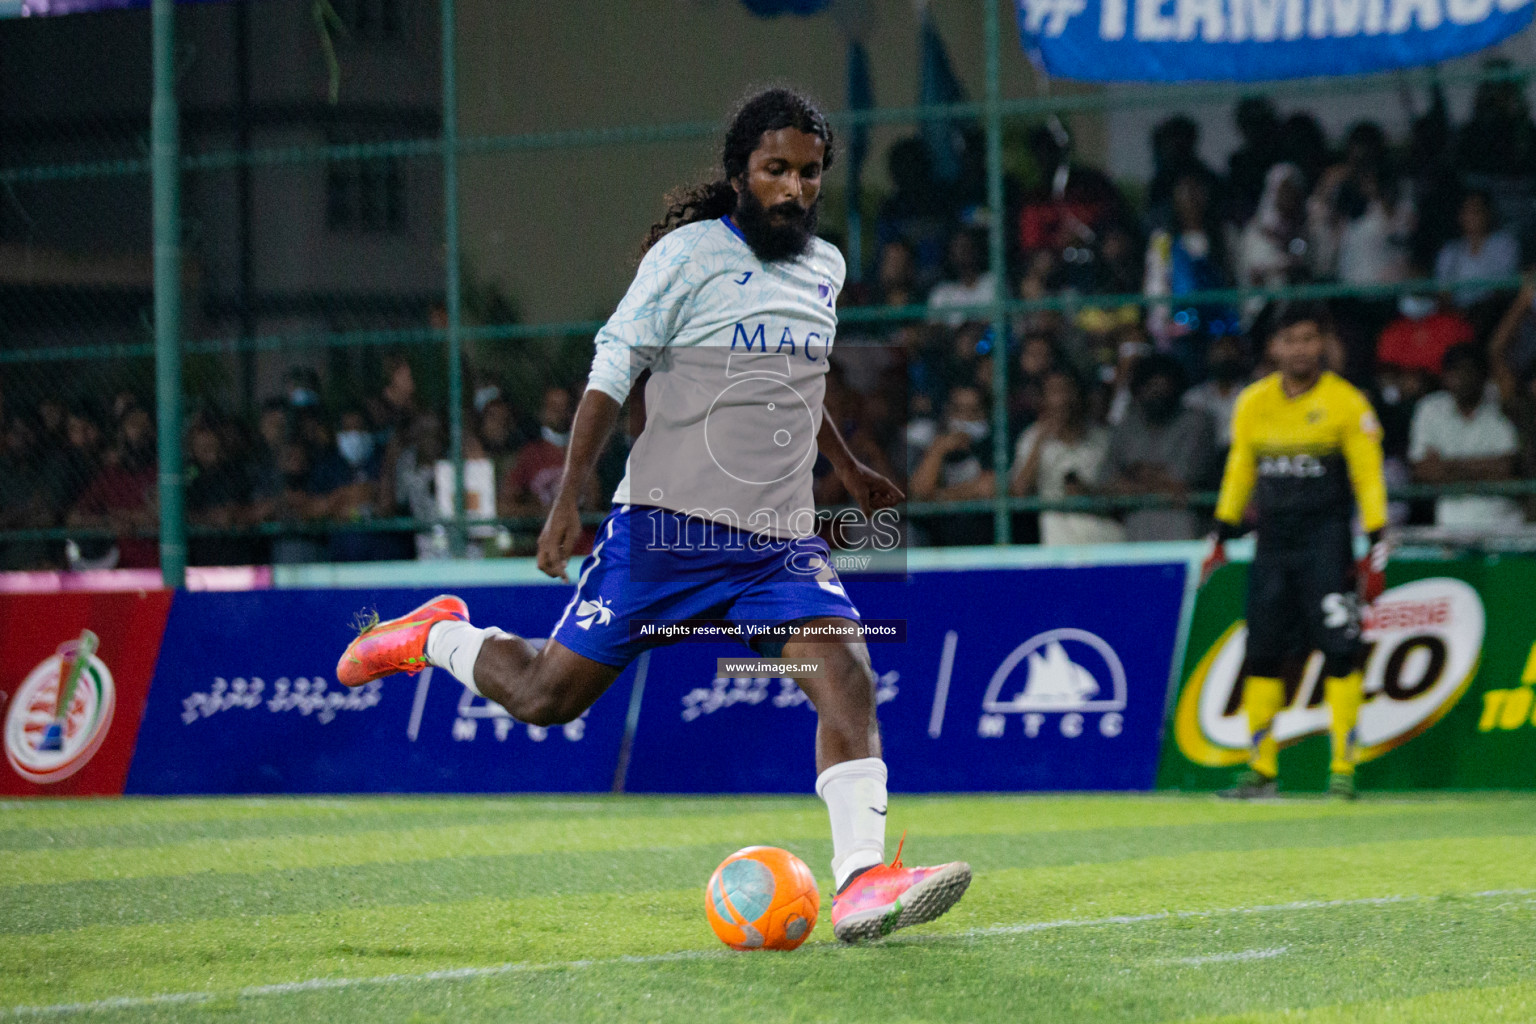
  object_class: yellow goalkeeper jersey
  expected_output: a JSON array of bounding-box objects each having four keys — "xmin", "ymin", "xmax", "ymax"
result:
[{"xmin": 1214, "ymin": 371, "xmax": 1388, "ymax": 534}]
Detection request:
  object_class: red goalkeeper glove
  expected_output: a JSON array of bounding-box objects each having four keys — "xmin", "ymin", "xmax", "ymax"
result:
[
  {"xmin": 1200, "ymin": 522, "xmax": 1242, "ymax": 587},
  {"xmin": 1358, "ymin": 531, "xmax": 1389, "ymax": 605}
]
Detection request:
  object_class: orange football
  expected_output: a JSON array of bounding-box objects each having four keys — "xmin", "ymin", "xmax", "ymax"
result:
[{"xmin": 704, "ymin": 845, "xmax": 820, "ymax": 951}]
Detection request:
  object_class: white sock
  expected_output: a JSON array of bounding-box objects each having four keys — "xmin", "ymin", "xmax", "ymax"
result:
[
  {"xmin": 425, "ymin": 620, "xmax": 507, "ymax": 696},
  {"xmin": 815, "ymin": 757, "xmax": 888, "ymax": 890}
]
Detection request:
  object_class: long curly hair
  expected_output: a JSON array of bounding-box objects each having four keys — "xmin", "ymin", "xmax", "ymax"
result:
[{"xmin": 642, "ymin": 88, "xmax": 835, "ymax": 255}]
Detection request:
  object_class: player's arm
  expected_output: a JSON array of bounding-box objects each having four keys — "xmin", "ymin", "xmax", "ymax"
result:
[
  {"xmin": 817, "ymin": 415, "xmax": 903, "ymax": 514},
  {"xmin": 539, "ymin": 390, "xmax": 622, "ymax": 581},
  {"xmin": 1342, "ymin": 392, "xmax": 1391, "ymax": 601},
  {"xmin": 1201, "ymin": 392, "xmax": 1256, "ymax": 584},
  {"xmin": 538, "ymin": 232, "xmax": 694, "ymax": 579}
]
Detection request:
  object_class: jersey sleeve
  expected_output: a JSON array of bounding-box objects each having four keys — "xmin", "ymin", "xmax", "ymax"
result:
[
  {"xmin": 1341, "ymin": 389, "xmax": 1389, "ymax": 533},
  {"xmin": 1213, "ymin": 388, "xmax": 1258, "ymax": 526},
  {"xmin": 585, "ymin": 229, "xmax": 701, "ymax": 404}
]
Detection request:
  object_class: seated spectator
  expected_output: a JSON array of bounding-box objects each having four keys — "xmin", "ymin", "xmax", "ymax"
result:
[
  {"xmin": 927, "ymin": 228, "xmax": 994, "ymax": 329},
  {"xmin": 38, "ymin": 402, "xmax": 105, "ymax": 522},
  {"xmin": 249, "ymin": 440, "xmax": 326, "ymax": 564},
  {"xmin": 311, "ymin": 408, "xmax": 409, "ymax": 562},
  {"xmin": 1434, "ymin": 188, "xmax": 1519, "ymax": 334},
  {"xmin": 1409, "ymin": 344, "xmax": 1523, "ymax": 530},
  {"xmin": 283, "ymin": 365, "xmax": 323, "ymax": 411},
  {"xmin": 1007, "ymin": 331, "xmax": 1059, "ymax": 431},
  {"xmin": 909, "ymin": 383, "xmax": 996, "ymax": 546},
  {"xmin": 1376, "ymin": 274, "xmax": 1474, "ymax": 377},
  {"xmin": 478, "ymin": 396, "xmax": 519, "ymax": 481},
  {"xmin": 1103, "ymin": 354, "xmax": 1217, "ymax": 541},
  {"xmin": 501, "ymin": 385, "xmax": 594, "ymax": 553},
  {"xmin": 0, "ymin": 414, "xmax": 55, "ymax": 570},
  {"xmin": 1183, "ymin": 333, "xmax": 1249, "ymax": 450},
  {"xmin": 68, "ymin": 405, "xmax": 158, "ymax": 569},
  {"xmin": 1009, "ymin": 369, "xmax": 1123, "ymax": 545},
  {"xmin": 185, "ymin": 421, "xmax": 255, "ymax": 566}
]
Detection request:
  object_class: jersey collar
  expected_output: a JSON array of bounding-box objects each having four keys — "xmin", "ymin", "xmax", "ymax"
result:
[{"xmin": 720, "ymin": 215, "xmax": 748, "ymax": 245}]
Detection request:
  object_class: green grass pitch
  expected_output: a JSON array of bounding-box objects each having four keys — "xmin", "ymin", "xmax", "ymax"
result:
[{"xmin": 2, "ymin": 793, "xmax": 1534, "ymax": 1022}]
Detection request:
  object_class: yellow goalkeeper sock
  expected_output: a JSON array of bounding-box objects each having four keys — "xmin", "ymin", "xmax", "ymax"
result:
[
  {"xmin": 1325, "ymin": 671, "xmax": 1364, "ymax": 775},
  {"xmin": 1243, "ymin": 675, "xmax": 1284, "ymax": 779}
]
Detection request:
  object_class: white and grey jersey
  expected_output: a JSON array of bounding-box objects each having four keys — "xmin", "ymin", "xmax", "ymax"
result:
[{"xmin": 586, "ymin": 217, "xmax": 845, "ymax": 539}]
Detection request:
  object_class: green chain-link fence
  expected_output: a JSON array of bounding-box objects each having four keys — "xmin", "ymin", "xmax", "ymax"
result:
[{"xmin": 4, "ymin": 0, "xmax": 1536, "ymax": 584}]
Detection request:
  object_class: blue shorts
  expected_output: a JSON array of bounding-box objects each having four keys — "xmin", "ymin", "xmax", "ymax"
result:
[{"xmin": 551, "ymin": 505, "xmax": 861, "ymax": 668}]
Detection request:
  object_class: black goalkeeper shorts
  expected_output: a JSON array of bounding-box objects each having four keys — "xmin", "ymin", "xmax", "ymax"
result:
[{"xmin": 1244, "ymin": 517, "xmax": 1362, "ymax": 673}]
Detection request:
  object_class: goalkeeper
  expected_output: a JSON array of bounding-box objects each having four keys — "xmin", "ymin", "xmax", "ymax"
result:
[{"xmin": 1200, "ymin": 303, "xmax": 1389, "ymax": 800}]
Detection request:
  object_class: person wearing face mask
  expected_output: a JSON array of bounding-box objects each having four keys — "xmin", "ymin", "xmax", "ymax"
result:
[
  {"xmin": 311, "ymin": 408, "xmax": 409, "ymax": 562},
  {"xmin": 1377, "ymin": 261, "xmax": 1474, "ymax": 378},
  {"xmin": 910, "ymin": 383, "xmax": 998, "ymax": 546},
  {"xmin": 1103, "ymin": 354, "xmax": 1218, "ymax": 542},
  {"xmin": 1183, "ymin": 334, "xmax": 1251, "ymax": 451}
]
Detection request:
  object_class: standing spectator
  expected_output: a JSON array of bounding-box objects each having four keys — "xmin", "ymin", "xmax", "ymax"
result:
[
  {"xmin": 927, "ymin": 228, "xmax": 995, "ymax": 329},
  {"xmin": 1237, "ymin": 163, "xmax": 1310, "ymax": 324},
  {"xmin": 875, "ymin": 137, "xmax": 953, "ymax": 287},
  {"xmin": 1103, "ymin": 354, "xmax": 1217, "ymax": 541},
  {"xmin": 367, "ymin": 354, "xmax": 419, "ymax": 444},
  {"xmin": 1227, "ymin": 97, "xmax": 1284, "ymax": 223},
  {"xmin": 1009, "ymin": 369, "xmax": 1122, "ymax": 545},
  {"xmin": 1409, "ymin": 344, "xmax": 1523, "ymax": 530},
  {"xmin": 1147, "ymin": 115, "xmax": 1219, "ymax": 220},
  {"xmin": 68, "ymin": 405, "xmax": 158, "ymax": 568},
  {"xmin": 1454, "ymin": 60, "xmax": 1536, "ymax": 178},
  {"xmin": 1018, "ymin": 124, "xmax": 1126, "ymax": 259},
  {"xmin": 1434, "ymin": 189, "xmax": 1519, "ymax": 335},
  {"xmin": 1277, "ymin": 112, "xmax": 1330, "ymax": 191},
  {"xmin": 1144, "ymin": 172, "xmax": 1238, "ymax": 377}
]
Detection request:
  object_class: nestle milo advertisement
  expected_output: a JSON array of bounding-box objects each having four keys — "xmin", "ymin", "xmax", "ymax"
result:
[{"xmin": 1158, "ymin": 556, "xmax": 1536, "ymax": 790}]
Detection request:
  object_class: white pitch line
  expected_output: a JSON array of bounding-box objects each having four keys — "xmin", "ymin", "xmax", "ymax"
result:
[
  {"xmin": 1168, "ymin": 945, "xmax": 1289, "ymax": 966},
  {"xmin": 8, "ymin": 889, "xmax": 1533, "ymax": 1018}
]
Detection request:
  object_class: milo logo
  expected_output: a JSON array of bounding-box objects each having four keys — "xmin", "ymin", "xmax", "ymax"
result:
[
  {"xmin": 1175, "ymin": 578, "xmax": 1484, "ymax": 766},
  {"xmin": 4, "ymin": 633, "xmax": 115, "ymax": 785}
]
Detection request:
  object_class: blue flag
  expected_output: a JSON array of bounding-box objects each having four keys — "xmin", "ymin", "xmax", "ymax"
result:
[{"xmin": 1016, "ymin": 0, "xmax": 1534, "ymax": 81}]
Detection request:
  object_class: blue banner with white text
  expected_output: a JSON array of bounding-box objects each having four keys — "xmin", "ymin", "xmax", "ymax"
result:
[
  {"xmin": 1016, "ymin": 0, "xmax": 1534, "ymax": 82},
  {"xmin": 622, "ymin": 563, "xmax": 1188, "ymax": 793},
  {"xmin": 124, "ymin": 586, "xmax": 632, "ymax": 794}
]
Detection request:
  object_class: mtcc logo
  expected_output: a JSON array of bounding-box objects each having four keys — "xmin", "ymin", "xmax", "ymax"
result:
[
  {"xmin": 4, "ymin": 639, "xmax": 115, "ymax": 784},
  {"xmin": 978, "ymin": 628, "xmax": 1128, "ymax": 740}
]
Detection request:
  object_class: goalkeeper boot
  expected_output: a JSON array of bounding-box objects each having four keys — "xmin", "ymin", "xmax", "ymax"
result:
[
  {"xmin": 336, "ymin": 594, "xmax": 469, "ymax": 687},
  {"xmin": 830, "ymin": 837, "xmax": 971, "ymax": 943},
  {"xmin": 1328, "ymin": 772, "xmax": 1358, "ymax": 801},
  {"xmin": 1218, "ymin": 768, "xmax": 1279, "ymax": 800}
]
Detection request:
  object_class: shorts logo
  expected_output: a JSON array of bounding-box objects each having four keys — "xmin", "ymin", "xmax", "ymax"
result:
[
  {"xmin": 575, "ymin": 597, "xmax": 614, "ymax": 630},
  {"xmin": 977, "ymin": 628, "xmax": 1128, "ymax": 739},
  {"xmin": 4, "ymin": 642, "xmax": 116, "ymax": 785},
  {"xmin": 1175, "ymin": 577, "xmax": 1484, "ymax": 766}
]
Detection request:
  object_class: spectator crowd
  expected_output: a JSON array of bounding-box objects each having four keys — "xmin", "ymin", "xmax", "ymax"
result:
[{"xmin": 6, "ymin": 71, "xmax": 1536, "ymax": 568}]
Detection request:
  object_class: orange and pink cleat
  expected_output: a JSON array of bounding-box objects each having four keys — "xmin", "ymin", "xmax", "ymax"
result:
[
  {"xmin": 830, "ymin": 839, "xmax": 972, "ymax": 943},
  {"xmin": 336, "ymin": 594, "xmax": 468, "ymax": 687}
]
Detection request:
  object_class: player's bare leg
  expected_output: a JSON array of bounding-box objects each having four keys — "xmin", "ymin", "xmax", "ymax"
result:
[
  {"xmin": 471, "ymin": 635, "xmax": 621, "ymax": 726},
  {"xmin": 336, "ymin": 595, "xmax": 621, "ymax": 726},
  {"xmin": 785, "ymin": 617, "xmax": 971, "ymax": 943}
]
